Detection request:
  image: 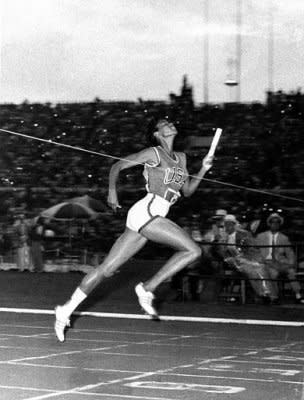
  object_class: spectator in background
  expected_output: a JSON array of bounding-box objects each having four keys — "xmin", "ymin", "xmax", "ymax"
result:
[
  {"xmin": 29, "ymin": 217, "xmax": 46, "ymax": 273},
  {"xmin": 248, "ymin": 207, "xmax": 270, "ymax": 237},
  {"xmin": 222, "ymin": 214, "xmax": 276, "ymax": 303},
  {"xmin": 13, "ymin": 214, "xmax": 31, "ymax": 272},
  {"xmin": 203, "ymin": 209, "xmax": 227, "ymax": 246},
  {"xmin": 0, "ymin": 224, "xmax": 12, "ymax": 258},
  {"xmin": 256, "ymin": 213, "xmax": 304, "ymax": 304},
  {"xmin": 201, "ymin": 209, "xmax": 227, "ymax": 299}
]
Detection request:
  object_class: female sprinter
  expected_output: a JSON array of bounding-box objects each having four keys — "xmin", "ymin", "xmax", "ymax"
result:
[{"xmin": 55, "ymin": 119, "xmax": 213, "ymax": 342}]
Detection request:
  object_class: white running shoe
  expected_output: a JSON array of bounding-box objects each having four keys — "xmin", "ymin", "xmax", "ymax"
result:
[
  {"xmin": 135, "ymin": 283, "xmax": 159, "ymax": 319},
  {"xmin": 54, "ymin": 306, "xmax": 70, "ymax": 342}
]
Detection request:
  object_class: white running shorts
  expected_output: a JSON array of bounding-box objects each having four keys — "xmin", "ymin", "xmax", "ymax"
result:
[{"xmin": 126, "ymin": 193, "xmax": 171, "ymax": 233}]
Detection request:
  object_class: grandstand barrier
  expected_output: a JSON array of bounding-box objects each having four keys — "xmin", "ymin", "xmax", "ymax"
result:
[
  {"xmin": 0, "ymin": 242, "xmax": 304, "ymax": 305},
  {"xmin": 181, "ymin": 271, "xmax": 304, "ymax": 305}
]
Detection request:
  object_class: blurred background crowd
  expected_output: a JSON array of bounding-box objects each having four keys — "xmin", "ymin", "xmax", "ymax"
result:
[{"xmin": 0, "ymin": 78, "xmax": 304, "ymax": 270}]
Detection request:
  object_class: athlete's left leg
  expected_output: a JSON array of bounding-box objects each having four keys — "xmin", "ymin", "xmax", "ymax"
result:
[
  {"xmin": 134, "ymin": 216, "xmax": 202, "ymax": 316},
  {"xmin": 140, "ymin": 217, "xmax": 202, "ymax": 291}
]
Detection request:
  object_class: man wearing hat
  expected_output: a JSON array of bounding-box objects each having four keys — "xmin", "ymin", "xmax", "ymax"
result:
[
  {"xmin": 256, "ymin": 213, "xmax": 304, "ymax": 304},
  {"xmin": 222, "ymin": 214, "xmax": 276, "ymax": 302},
  {"xmin": 203, "ymin": 209, "xmax": 227, "ymax": 244}
]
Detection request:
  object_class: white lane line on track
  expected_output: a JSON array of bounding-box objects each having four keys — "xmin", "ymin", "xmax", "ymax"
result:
[
  {"xmin": 26, "ymin": 392, "xmax": 176, "ymax": 400},
  {"xmin": 0, "ymin": 333, "xmax": 51, "ymax": 339},
  {"xmin": 9, "ymin": 361, "xmax": 78, "ymax": 369},
  {"xmin": 70, "ymin": 328, "xmax": 176, "ymax": 337},
  {"xmin": 0, "ymin": 385, "xmax": 59, "ymax": 393},
  {"xmin": 2, "ymin": 349, "xmax": 92, "ymax": 364},
  {"xmin": 196, "ymin": 367, "xmax": 302, "ymax": 376},
  {"xmin": 1, "ymin": 344, "xmax": 129, "ymax": 364},
  {"xmin": 1, "ymin": 383, "xmax": 175, "ymax": 400},
  {"xmin": 8, "ymin": 358, "xmax": 304, "ymax": 373},
  {"xmin": 0, "ymin": 335, "xmax": 271, "ymax": 354},
  {"xmin": 0, "ymin": 322, "xmax": 300, "ymax": 345},
  {"xmin": 0, "ymin": 326, "xmax": 293, "ymax": 352},
  {"xmin": 88, "ymin": 351, "xmax": 170, "ymax": 358},
  {"xmin": 4, "ymin": 323, "xmax": 268, "ymax": 342},
  {"xmin": 68, "ymin": 394, "xmax": 176, "ymax": 400},
  {"xmin": 0, "ymin": 323, "xmax": 171, "ymax": 334},
  {"xmin": 1, "ymin": 307, "xmax": 304, "ymax": 327},
  {"xmin": 161, "ymin": 372, "xmax": 304, "ymax": 385},
  {"xmin": 217, "ymin": 359, "xmax": 304, "ymax": 367},
  {"xmin": 248, "ymin": 355, "xmax": 304, "ymax": 364},
  {"xmin": 15, "ymin": 342, "xmax": 300, "ymax": 400},
  {"xmin": 3, "ymin": 334, "xmax": 261, "ymax": 351},
  {"xmin": 5, "ymin": 336, "xmax": 205, "ymax": 368},
  {"xmin": 0, "ymin": 323, "xmax": 179, "ymax": 337},
  {"xmin": 263, "ymin": 349, "xmax": 304, "ymax": 355},
  {"xmin": 23, "ymin": 366, "xmax": 304, "ymax": 400},
  {"xmin": 8, "ymin": 361, "xmax": 147, "ymax": 375},
  {"xmin": 22, "ymin": 362, "xmax": 198, "ymax": 400}
]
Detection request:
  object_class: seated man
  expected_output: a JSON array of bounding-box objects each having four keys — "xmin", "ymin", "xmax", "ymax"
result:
[
  {"xmin": 222, "ymin": 214, "xmax": 277, "ymax": 303},
  {"xmin": 255, "ymin": 213, "xmax": 304, "ymax": 304}
]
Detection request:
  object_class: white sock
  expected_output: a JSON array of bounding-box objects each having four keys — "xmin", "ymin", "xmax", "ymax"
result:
[{"xmin": 63, "ymin": 288, "xmax": 87, "ymax": 316}]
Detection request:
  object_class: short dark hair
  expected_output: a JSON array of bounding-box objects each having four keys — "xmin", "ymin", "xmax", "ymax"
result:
[{"xmin": 145, "ymin": 117, "xmax": 159, "ymax": 146}]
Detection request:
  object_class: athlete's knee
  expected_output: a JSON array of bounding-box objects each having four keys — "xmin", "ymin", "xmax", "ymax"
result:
[{"xmin": 187, "ymin": 244, "xmax": 202, "ymax": 262}]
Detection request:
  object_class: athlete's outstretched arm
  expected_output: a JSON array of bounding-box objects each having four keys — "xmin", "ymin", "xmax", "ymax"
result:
[
  {"xmin": 107, "ymin": 147, "xmax": 157, "ymax": 211},
  {"xmin": 182, "ymin": 153, "xmax": 213, "ymax": 198}
]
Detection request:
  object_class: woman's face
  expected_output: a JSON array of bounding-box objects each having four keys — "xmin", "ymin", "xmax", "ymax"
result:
[{"xmin": 156, "ymin": 120, "xmax": 177, "ymax": 138}]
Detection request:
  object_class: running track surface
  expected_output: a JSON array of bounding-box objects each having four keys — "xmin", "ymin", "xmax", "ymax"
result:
[{"xmin": 0, "ymin": 269, "xmax": 304, "ymax": 400}]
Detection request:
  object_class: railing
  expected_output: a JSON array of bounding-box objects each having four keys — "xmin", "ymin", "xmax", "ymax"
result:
[
  {"xmin": 200, "ymin": 241, "xmax": 304, "ymax": 270},
  {"xmin": 0, "ymin": 242, "xmax": 303, "ymax": 273}
]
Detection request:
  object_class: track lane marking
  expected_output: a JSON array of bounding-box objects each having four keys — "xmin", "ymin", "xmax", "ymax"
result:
[
  {"xmin": 22, "ymin": 362, "xmax": 204, "ymax": 400},
  {"xmin": 1, "ymin": 307, "xmax": 304, "ymax": 327},
  {"xmin": 1, "ymin": 383, "xmax": 175, "ymax": 400}
]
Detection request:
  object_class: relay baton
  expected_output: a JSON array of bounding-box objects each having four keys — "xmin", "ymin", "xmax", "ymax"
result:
[{"xmin": 207, "ymin": 128, "xmax": 223, "ymax": 157}]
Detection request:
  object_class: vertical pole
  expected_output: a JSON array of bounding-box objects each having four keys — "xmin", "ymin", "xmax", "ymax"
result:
[
  {"xmin": 203, "ymin": 0, "xmax": 209, "ymax": 104},
  {"xmin": 268, "ymin": 1, "xmax": 274, "ymax": 92},
  {"xmin": 236, "ymin": 0, "xmax": 242, "ymax": 102}
]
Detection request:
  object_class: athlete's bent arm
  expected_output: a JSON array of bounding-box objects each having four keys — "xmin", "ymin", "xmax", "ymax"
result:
[
  {"xmin": 107, "ymin": 148, "xmax": 157, "ymax": 211},
  {"xmin": 182, "ymin": 153, "xmax": 213, "ymax": 198}
]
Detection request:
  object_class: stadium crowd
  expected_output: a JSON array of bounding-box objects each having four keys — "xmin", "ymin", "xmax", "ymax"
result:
[{"xmin": 0, "ymin": 80, "xmax": 304, "ymax": 271}]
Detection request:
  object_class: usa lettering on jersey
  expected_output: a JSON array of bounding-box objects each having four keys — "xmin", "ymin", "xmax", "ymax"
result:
[{"xmin": 164, "ymin": 167, "xmax": 185, "ymax": 187}]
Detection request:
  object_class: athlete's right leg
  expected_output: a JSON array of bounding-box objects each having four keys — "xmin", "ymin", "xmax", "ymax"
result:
[{"xmin": 55, "ymin": 228, "xmax": 147, "ymax": 342}]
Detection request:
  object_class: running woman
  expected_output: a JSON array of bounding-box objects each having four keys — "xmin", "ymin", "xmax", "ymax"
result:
[{"xmin": 55, "ymin": 119, "xmax": 214, "ymax": 342}]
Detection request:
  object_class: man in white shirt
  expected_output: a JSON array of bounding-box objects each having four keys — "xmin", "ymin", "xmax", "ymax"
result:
[
  {"xmin": 256, "ymin": 213, "xmax": 304, "ymax": 304},
  {"xmin": 223, "ymin": 214, "xmax": 276, "ymax": 303}
]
